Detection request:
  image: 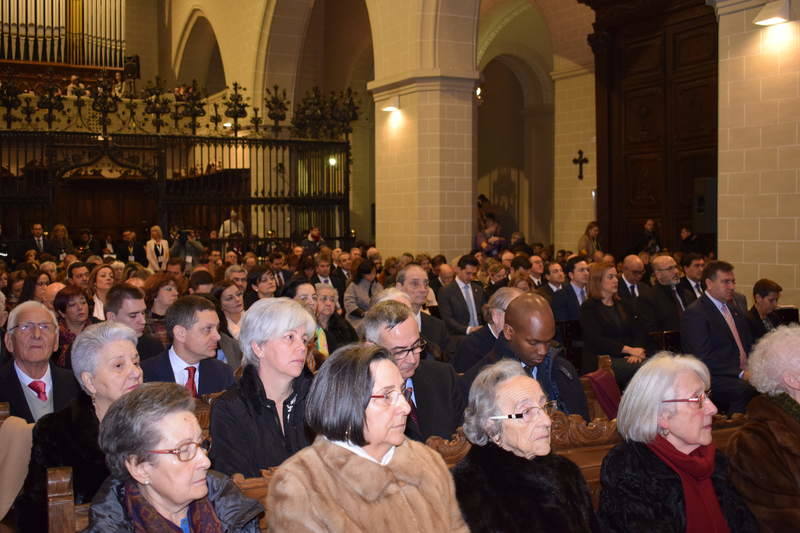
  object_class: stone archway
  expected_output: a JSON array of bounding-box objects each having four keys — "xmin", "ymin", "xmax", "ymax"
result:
[{"xmin": 174, "ymin": 12, "xmax": 226, "ymax": 94}]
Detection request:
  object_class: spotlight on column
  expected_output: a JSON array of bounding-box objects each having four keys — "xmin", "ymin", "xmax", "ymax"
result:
[
  {"xmin": 754, "ymin": 0, "xmax": 791, "ymax": 25},
  {"xmin": 381, "ymin": 95, "xmax": 400, "ymax": 112},
  {"xmin": 328, "ymin": 156, "xmax": 337, "ymax": 167}
]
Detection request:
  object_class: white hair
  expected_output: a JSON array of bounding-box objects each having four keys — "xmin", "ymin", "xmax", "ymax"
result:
[
  {"xmin": 71, "ymin": 322, "xmax": 138, "ymax": 394},
  {"xmin": 239, "ymin": 298, "xmax": 316, "ymax": 368},
  {"xmin": 617, "ymin": 352, "xmax": 710, "ymax": 443},
  {"xmin": 225, "ymin": 264, "xmax": 246, "ymax": 279},
  {"xmin": 748, "ymin": 325, "xmax": 800, "ymax": 395},
  {"xmin": 7, "ymin": 300, "xmax": 57, "ymax": 332},
  {"xmin": 369, "ymin": 287, "xmax": 411, "ymax": 308},
  {"xmin": 463, "ymin": 360, "xmax": 526, "ymax": 445}
]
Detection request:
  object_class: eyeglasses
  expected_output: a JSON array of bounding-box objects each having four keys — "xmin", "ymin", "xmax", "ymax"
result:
[
  {"xmin": 370, "ymin": 386, "xmax": 409, "ymax": 406},
  {"xmin": 391, "ymin": 338, "xmax": 426, "ymax": 361},
  {"xmin": 489, "ymin": 400, "xmax": 558, "ymax": 422},
  {"xmin": 662, "ymin": 390, "xmax": 711, "ymax": 409},
  {"xmin": 147, "ymin": 441, "xmax": 207, "ymax": 462},
  {"xmin": 10, "ymin": 322, "xmax": 54, "ymax": 335}
]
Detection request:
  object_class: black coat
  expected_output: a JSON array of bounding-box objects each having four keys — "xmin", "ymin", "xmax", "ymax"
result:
[
  {"xmin": 322, "ymin": 312, "xmax": 359, "ymax": 354},
  {"xmin": 420, "ymin": 311, "xmax": 450, "ymax": 358},
  {"xmin": 84, "ymin": 471, "xmax": 263, "ymax": 533},
  {"xmin": 579, "ymin": 298, "xmax": 647, "ymax": 360},
  {"xmin": 453, "ymin": 442, "xmax": 600, "ymax": 533},
  {"xmin": 405, "ymin": 359, "xmax": 465, "ymax": 442},
  {"xmin": 746, "ymin": 305, "xmax": 782, "ymax": 343},
  {"xmin": 209, "ymin": 365, "xmax": 314, "ymax": 477},
  {"xmin": 641, "ymin": 283, "xmax": 690, "ymax": 332},
  {"xmin": 599, "ymin": 440, "xmax": 758, "ymax": 533},
  {"xmin": 453, "ymin": 324, "xmax": 497, "ymax": 373},
  {"xmin": 16, "ymin": 391, "xmax": 108, "ymax": 533},
  {"xmin": 0, "ymin": 361, "xmax": 79, "ymax": 423},
  {"xmin": 551, "ymin": 283, "xmax": 583, "ymax": 322},
  {"xmin": 437, "ymin": 280, "xmax": 486, "ymax": 335},
  {"xmin": 141, "ymin": 349, "xmax": 235, "ymax": 395}
]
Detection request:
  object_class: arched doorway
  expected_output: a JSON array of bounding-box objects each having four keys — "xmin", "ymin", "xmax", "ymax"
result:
[{"xmin": 176, "ymin": 15, "xmax": 226, "ymax": 94}]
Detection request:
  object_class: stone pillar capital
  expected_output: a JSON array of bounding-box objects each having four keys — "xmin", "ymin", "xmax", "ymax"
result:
[{"xmin": 705, "ymin": 0, "xmax": 768, "ymax": 18}]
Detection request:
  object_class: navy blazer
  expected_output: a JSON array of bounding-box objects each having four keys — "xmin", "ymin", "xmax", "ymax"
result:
[
  {"xmin": 141, "ymin": 349, "xmax": 235, "ymax": 395},
  {"xmin": 681, "ymin": 295, "xmax": 753, "ymax": 378},
  {"xmin": 550, "ymin": 283, "xmax": 583, "ymax": 322},
  {"xmin": 454, "ymin": 325, "xmax": 498, "ymax": 373},
  {"xmin": 0, "ymin": 361, "xmax": 79, "ymax": 423},
  {"xmin": 405, "ymin": 359, "xmax": 465, "ymax": 442},
  {"xmin": 437, "ymin": 281, "xmax": 486, "ymax": 335}
]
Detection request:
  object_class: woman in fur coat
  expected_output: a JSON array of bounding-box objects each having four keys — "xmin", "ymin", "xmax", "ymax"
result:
[
  {"xmin": 598, "ymin": 353, "xmax": 758, "ymax": 533},
  {"xmin": 452, "ymin": 359, "xmax": 599, "ymax": 532},
  {"xmin": 728, "ymin": 326, "xmax": 800, "ymax": 532}
]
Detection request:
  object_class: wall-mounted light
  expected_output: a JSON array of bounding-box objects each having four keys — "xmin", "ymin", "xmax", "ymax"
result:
[
  {"xmin": 381, "ymin": 95, "xmax": 400, "ymax": 112},
  {"xmin": 754, "ymin": 0, "xmax": 791, "ymax": 26},
  {"xmin": 223, "ymin": 122, "xmax": 232, "ymax": 128},
  {"xmin": 328, "ymin": 156, "xmax": 337, "ymax": 167},
  {"xmin": 475, "ymin": 85, "xmax": 484, "ymax": 106}
]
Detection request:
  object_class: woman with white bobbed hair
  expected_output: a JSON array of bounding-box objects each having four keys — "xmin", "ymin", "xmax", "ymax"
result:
[
  {"xmin": 727, "ymin": 325, "xmax": 800, "ymax": 531},
  {"xmin": 16, "ymin": 321, "xmax": 142, "ymax": 531},
  {"xmin": 599, "ymin": 352, "xmax": 757, "ymax": 533},
  {"xmin": 209, "ymin": 297, "xmax": 317, "ymax": 477}
]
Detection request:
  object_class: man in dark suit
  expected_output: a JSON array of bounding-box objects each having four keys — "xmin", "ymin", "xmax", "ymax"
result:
[
  {"xmin": 463, "ymin": 292, "xmax": 589, "ymax": 421},
  {"xmin": 437, "ymin": 254, "xmax": 486, "ymax": 336},
  {"xmin": 428, "ymin": 263, "xmax": 455, "ymax": 300},
  {"xmin": 617, "ymin": 254, "xmax": 652, "ymax": 319},
  {"xmin": 678, "ymin": 253, "xmax": 705, "ymax": 305},
  {"xmin": 364, "ymin": 300, "xmax": 465, "ymax": 441},
  {"xmin": 455, "ymin": 286, "xmax": 522, "ymax": 373},
  {"xmin": 16, "ymin": 222, "xmax": 48, "ymax": 263},
  {"xmin": 0, "ymin": 301, "xmax": 78, "ymax": 423},
  {"xmin": 105, "ymin": 284, "xmax": 165, "ymax": 360},
  {"xmin": 537, "ymin": 261, "xmax": 564, "ymax": 302},
  {"xmin": 396, "ymin": 264, "xmax": 450, "ymax": 356},
  {"xmin": 681, "ymin": 261, "xmax": 757, "ymax": 414},
  {"xmin": 269, "ymin": 251, "xmax": 294, "ymax": 292},
  {"xmin": 642, "ymin": 255, "xmax": 690, "ymax": 332},
  {"xmin": 310, "ymin": 253, "xmax": 345, "ymax": 304},
  {"xmin": 117, "ymin": 229, "xmax": 147, "ymax": 265},
  {"xmin": 141, "ymin": 295, "xmax": 234, "ymax": 396},
  {"xmin": 550, "ymin": 255, "xmax": 590, "ymax": 322}
]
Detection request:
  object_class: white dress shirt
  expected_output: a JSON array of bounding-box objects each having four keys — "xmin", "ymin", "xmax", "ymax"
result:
[{"xmin": 168, "ymin": 347, "xmax": 199, "ymax": 389}]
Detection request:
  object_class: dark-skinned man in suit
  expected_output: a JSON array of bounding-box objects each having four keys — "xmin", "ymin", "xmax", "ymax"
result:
[
  {"xmin": 364, "ymin": 300, "xmax": 464, "ymax": 442},
  {"xmin": 141, "ymin": 295, "xmax": 234, "ymax": 396}
]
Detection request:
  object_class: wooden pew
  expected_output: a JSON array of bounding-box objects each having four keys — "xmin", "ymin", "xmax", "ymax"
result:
[{"xmin": 579, "ymin": 355, "xmax": 617, "ymax": 420}]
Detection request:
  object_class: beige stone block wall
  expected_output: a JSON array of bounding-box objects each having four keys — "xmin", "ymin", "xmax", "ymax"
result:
[
  {"xmin": 373, "ymin": 79, "xmax": 476, "ymax": 259},
  {"xmin": 717, "ymin": 3, "xmax": 800, "ymax": 306},
  {"xmin": 553, "ymin": 69, "xmax": 597, "ymax": 253}
]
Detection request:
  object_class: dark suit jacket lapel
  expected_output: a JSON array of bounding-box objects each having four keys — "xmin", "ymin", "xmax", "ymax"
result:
[
  {"xmin": 159, "ymin": 352, "xmax": 177, "ymax": 382},
  {"xmin": 51, "ymin": 364, "xmax": 73, "ymax": 412},
  {"xmin": 1, "ymin": 363, "xmax": 34, "ymax": 422}
]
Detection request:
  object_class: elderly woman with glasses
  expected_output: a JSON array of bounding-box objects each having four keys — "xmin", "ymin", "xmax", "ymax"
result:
[
  {"xmin": 599, "ymin": 352, "xmax": 757, "ymax": 533},
  {"xmin": 209, "ymin": 298, "xmax": 316, "ymax": 477},
  {"xmin": 84, "ymin": 382, "xmax": 263, "ymax": 532},
  {"xmin": 452, "ymin": 359, "xmax": 598, "ymax": 532},
  {"xmin": 316, "ymin": 283, "xmax": 357, "ymax": 354},
  {"xmin": 267, "ymin": 343, "xmax": 468, "ymax": 533},
  {"xmin": 728, "ymin": 325, "xmax": 800, "ymax": 531},
  {"xmin": 16, "ymin": 321, "xmax": 142, "ymax": 532}
]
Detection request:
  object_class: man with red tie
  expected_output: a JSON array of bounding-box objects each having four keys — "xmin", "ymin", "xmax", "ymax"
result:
[
  {"xmin": 141, "ymin": 296, "xmax": 234, "ymax": 396},
  {"xmin": 0, "ymin": 301, "xmax": 79, "ymax": 423},
  {"xmin": 364, "ymin": 300, "xmax": 464, "ymax": 442}
]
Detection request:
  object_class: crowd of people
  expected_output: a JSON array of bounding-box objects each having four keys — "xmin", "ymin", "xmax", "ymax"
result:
[{"xmin": 0, "ymin": 216, "xmax": 797, "ymax": 532}]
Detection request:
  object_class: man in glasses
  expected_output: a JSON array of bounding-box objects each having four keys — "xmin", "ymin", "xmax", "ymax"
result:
[
  {"xmin": 364, "ymin": 300, "xmax": 465, "ymax": 442},
  {"xmin": 0, "ymin": 301, "xmax": 79, "ymax": 422},
  {"xmin": 463, "ymin": 292, "xmax": 589, "ymax": 421},
  {"xmin": 396, "ymin": 264, "xmax": 450, "ymax": 357}
]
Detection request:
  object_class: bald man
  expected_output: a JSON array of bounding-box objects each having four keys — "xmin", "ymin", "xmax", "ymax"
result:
[
  {"xmin": 643, "ymin": 255, "xmax": 691, "ymax": 332},
  {"xmin": 462, "ymin": 293, "xmax": 589, "ymax": 421},
  {"xmin": 41, "ymin": 282, "xmax": 66, "ymax": 311},
  {"xmin": 429, "ymin": 263, "xmax": 455, "ymax": 299}
]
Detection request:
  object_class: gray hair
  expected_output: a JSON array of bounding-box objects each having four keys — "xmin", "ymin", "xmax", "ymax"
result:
[
  {"xmin": 369, "ymin": 287, "xmax": 411, "ymax": 308},
  {"xmin": 99, "ymin": 382, "xmax": 195, "ymax": 480},
  {"xmin": 71, "ymin": 322, "xmax": 138, "ymax": 394},
  {"xmin": 617, "ymin": 352, "xmax": 710, "ymax": 443},
  {"xmin": 483, "ymin": 287, "xmax": 522, "ymax": 324},
  {"xmin": 225, "ymin": 264, "xmax": 246, "ymax": 279},
  {"xmin": 363, "ymin": 300, "xmax": 412, "ymax": 344},
  {"xmin": 7, "ymin": 301, "xmax": 57, "ymax": 332},
  {"xmin": 463, "ymin": 360, "xmax": 526, "ymax": 445},
  {"xmin": 395, "ymin": 264, "xmax": 425, "ymax": 286},
  {"xmin": 239, "ymin": 297, "xmax": 316, "ymax": 368},
  {"xmin": 748, "ymin": 325, "xmax": 800, "ymax": 395},
  {"xmin": 315, "ymin": 283, "xmax": 338, "ymax": 296}
]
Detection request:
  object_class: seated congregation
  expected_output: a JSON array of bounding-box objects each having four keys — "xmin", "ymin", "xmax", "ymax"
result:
[{"xmin": 0, "ymin": 220, "xmax": 798, "ymax": 532}]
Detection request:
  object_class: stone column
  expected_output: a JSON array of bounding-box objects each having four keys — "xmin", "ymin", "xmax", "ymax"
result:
[
  {"xmin": 709, "ymin": 0, "xmax": 800, "ymax": 305},
  {"xmin": 369, "ymin": 73, "xmax": 478, "ymax": 259}
]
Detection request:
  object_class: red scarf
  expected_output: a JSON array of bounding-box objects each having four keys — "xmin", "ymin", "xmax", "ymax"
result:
[
  {"xmin": 123, "ymin": 480, "xmax": 224, "ymax": 533},
  {"xmin": 647, "ymin": 435, "xmax": 730, "ymax": 533}
]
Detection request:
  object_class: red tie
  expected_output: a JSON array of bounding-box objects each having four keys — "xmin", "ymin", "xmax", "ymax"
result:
[
  {"xmin": 185, "ymin": 367, "xmax": 197, "ymax": 397},
  {"xmin": 28, "ymin": 381, "xmax": 47, "ymax": 401},
  {"xmin": 721, "ymin": 304, "xmax": 748, "ymax": 370},
  {"xmin": 405, "ymin": 387, "xmax": 419, "ymax": 426}
]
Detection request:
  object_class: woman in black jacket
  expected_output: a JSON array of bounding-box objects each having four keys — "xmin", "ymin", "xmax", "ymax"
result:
[
  {"xmin": 315, "ymin": 283, "xmax": 358, "ymax": 354},
  {"xmin": 599, "ymin": 353, "xmax": 758, "ymax": 533},
  {"xmin": 209, "ymin": 297, "xmax": 317, "ymax": 477},
  {"xmin": 453, "ymin": 360, "xmax": 599, "ymax": 532},
  {"xmin": 579, "ymin": 261, "xmax": 648, "ymax": 387},
  {"xmin": 16, "ymin": 322, "xmax": 142, "ymax": 533}
]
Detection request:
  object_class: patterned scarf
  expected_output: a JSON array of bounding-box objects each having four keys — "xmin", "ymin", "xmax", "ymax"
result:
[{"xmin": 124, "ymin": 480, "xmax": 224, "ymax": 533}]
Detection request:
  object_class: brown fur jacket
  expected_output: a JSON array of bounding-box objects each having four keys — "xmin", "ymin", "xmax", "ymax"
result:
[
  {"xmin": 727, "ymin": 393, "xmax": 800, "ymax": 532},
  {"xmin": 267, "ymin": 437, "xmax": 468, "ymax": 533}
]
